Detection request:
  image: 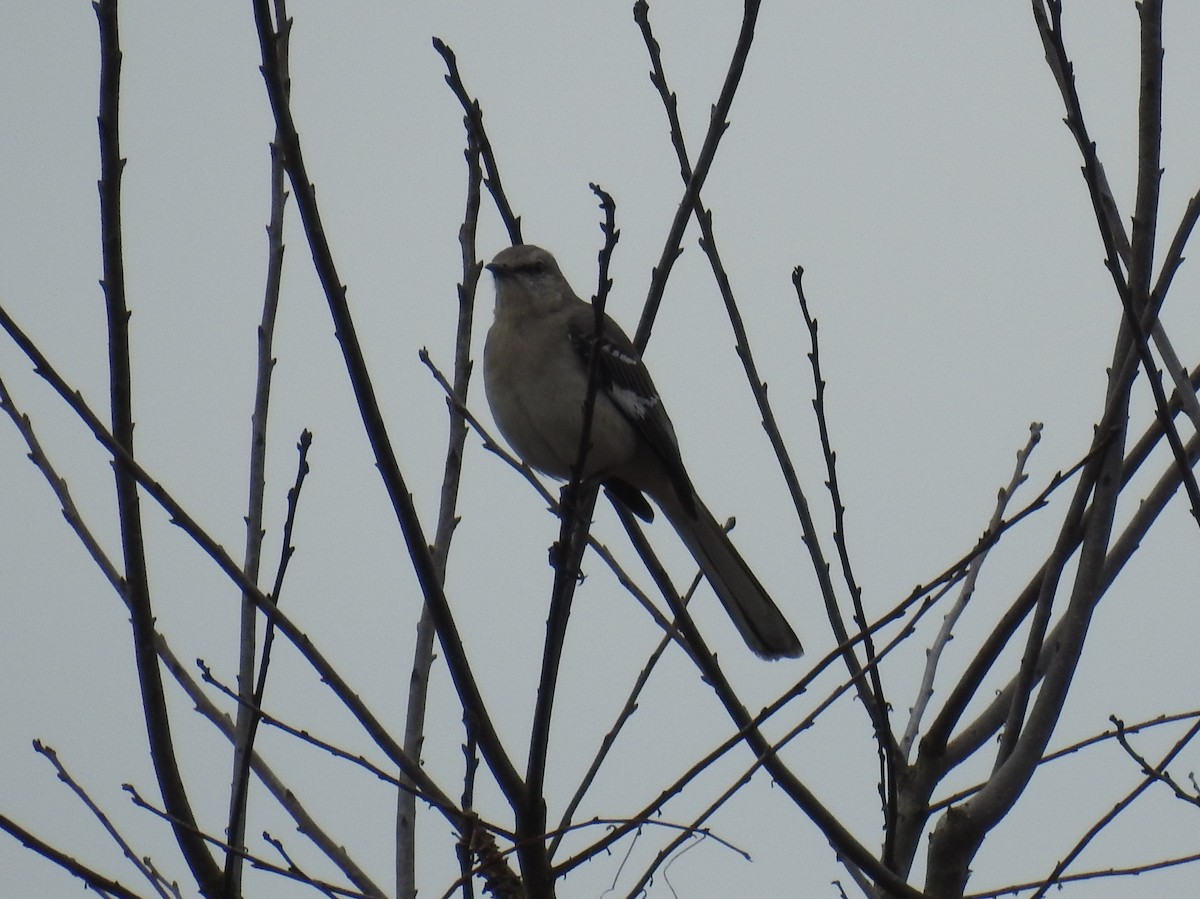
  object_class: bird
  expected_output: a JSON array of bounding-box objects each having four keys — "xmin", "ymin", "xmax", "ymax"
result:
[{"xmin": 482, "ymin": 244, "xmax": 802, "ymax": 660}]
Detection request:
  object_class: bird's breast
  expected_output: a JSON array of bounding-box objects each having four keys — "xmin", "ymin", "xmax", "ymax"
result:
[{"xmin": 483, "ymin": 322, "xmax": 638, "ymax": 480}]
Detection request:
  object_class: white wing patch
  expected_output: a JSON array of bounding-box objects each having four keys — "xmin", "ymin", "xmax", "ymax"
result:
[
  {"xmin": 601, "ymin": 342, "xmax": 660, "ymax": 421},
  {"xmin": 601, "ymin": 340, "xmax": 638, "ymax": 365},
  {"xmin": 610, "ymin": 383, "xmax": 659, "ymax": 420}
]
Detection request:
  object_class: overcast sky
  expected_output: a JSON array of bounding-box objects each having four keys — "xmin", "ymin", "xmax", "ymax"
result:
[{"xmin": 3, "ymin": 3, "xmax": 1200, "ymax": 897}]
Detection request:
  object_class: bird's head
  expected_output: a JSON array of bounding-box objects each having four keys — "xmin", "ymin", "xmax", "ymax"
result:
[{"xmin": 486, "ymin": 245, "xmax": 574, "ymax": 314}]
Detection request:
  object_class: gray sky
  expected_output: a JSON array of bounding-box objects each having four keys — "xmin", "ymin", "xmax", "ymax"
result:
[{"xmin": 3, "ymin": 3, "xmax": 1199, "ymax": 896}]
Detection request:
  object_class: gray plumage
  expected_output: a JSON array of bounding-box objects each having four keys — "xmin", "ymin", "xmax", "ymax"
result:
[{"xmin": 484, "ymin": 244, "xmax": 802, "ymax": 660}]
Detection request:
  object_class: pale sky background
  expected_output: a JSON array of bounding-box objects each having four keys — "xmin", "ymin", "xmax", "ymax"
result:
[{"xmin": 2, "ymin": 2, "xmax": 1200, "ymax": 897}]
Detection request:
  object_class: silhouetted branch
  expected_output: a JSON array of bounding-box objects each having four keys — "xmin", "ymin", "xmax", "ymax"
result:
[
  {"xmin": 1, "ymin": 372, "xmax": 380, "ymax": 896},
  {"xmin": 124, "ymin": 785, "xmax": 379, "ymax": 898},
  {"xmin": 399, "ymin": 89, "xmax": 488, "ymax": 899},
  {"xmin": 431, "ymin": 38, "xmax": 522, "ymax": 245},
  {"xmin": 548, "ymin": 570, "xmax": 700, "ymax": 857},
  {"xmin": 519, "ymin": 186, "xmax": 620, "ymax": 897},
  {"xmin": 1028, "ymin": 711, "xmax": 1200, "ymax": 897},
  {"xmin": 930, "ymin": 709, "xmax": 1200, "ymax": 813},
  {"xmin": 249, "ymin": 0, "xmax": 526, "ymax": 817},
  {"xmin": 226, "ymin": 3, "xmax": 292, "ymax": 892},
  {"xmin": 633, "ymin": 0, "xmax": 761, "ymax": 349},
  {"xmin": 262, "ymin": 831, "xmax": 340, "ymax": 899},
  {"xmin": 0, "ymin": 812, "xmax": 151, "ymax": 899},
  {"xmin": 966, "ymin": 851, "xmax": 1200, "ymax": 899},
  {"xmin": 93, "ymin": 1, "xmax": 221, "ymax": 892},
  {"xmin": 0, "ymin": 300, "xmax": 462, "ymax": 827},
  {"xmin": 794, "ymin": 264, "xmax": 898, "ymax": 853},
  {"xmin": 1111, "ymin": 715, "xmax": 1200, "ymax": 808},
  {"xmin": 904, "ymin": 425, "xmax": 1042, "ymax": 760},
  {"xmin": 34, "ymin": 740, "xmax": 170, "ymax": 899}
]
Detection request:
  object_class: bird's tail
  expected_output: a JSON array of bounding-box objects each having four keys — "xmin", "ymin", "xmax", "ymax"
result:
[{"xmin": 662, "ymin": 494, "xmax": 802, "ymax": 660}]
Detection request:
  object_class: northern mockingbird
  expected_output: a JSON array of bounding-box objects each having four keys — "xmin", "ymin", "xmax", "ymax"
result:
[{"xmin": 483, "ymin": 244, "xmax": 802, "ymax": 660}]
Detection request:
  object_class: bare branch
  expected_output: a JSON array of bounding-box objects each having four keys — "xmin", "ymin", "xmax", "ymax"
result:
[
  {"xmin": 431, "ymin": 38, "xmax": 522, "ymax": 245},
  {"xmin": 0, "ymin": 300, "xmax": 465, "ymax": 826},
  {"xmin": 794, "ymin": 265, "xmax": 898, "ymax": 852},
  {"xmin": 966, "ymin": 852, "xmax": 1200, "ymax": 898},
  {"xmin": 123, "ymin": 785, "xmax": 378, "ymax": 899},
  {"xmin": 262, "ymin": 831, "xmax": 340, "ymax": 899},
  {"xmin": 34, "ymin": 740, "xmax": 171, "ymax": 899},
  {"xmin": 248, "ymin": 0, "xmax": 527, "ymax": 815},
  {"xmin": 399, "ymin": 86, "xmax": 487, "ymax": 899},
  {"xmin": 930, "ymin": 709, "xmax": 1200, "ymax": 812},
  {"xmin": 1, "ymin": 373, "xmax": 382, "ymax": 896},
  {"xmin": 93, "ymin": 1, "xmax": 220, "ymax": 891},
  {"xmin": 636, "ymin": 9, "xmax": 898, "ymax": 821},
  {"xmin": 518, "ymin": 188, "xmax": 621, "ymax": 896},
  {"xmin": 0, "ymin": 812, "xmax": 151, "ymax": 899},
  {"xmin": 633, "ymin": 0, "xmax": 761, "ymax": 350},
  {"xmin": 903, "ymin": 424, "xmax": 1042, "ymax": 760},
  {"xmin": 227, "ymin": 11, "xmax": 293, "ymax": 877},
  {"xmin": 1028, "ymin": 712, "xmax": 1200, "ymax": 897},
  {"xmin": 1111, "ymin": 716, "xmax": 1200, "ymax": 808},
  {"xmin": 0, "ymin": 374, "xmax": 124, "ymax": 590}
]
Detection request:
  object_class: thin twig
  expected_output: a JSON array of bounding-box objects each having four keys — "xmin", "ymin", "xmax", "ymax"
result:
[
  {"xmin": 929, "ymin": 708, "xmax": 1200, "ymax": 812},
  {"xmin": 399, "ymin": 95, "xmax": 487, "ymax": 899},
  {"xmin": 254, "ymin": 431, "xmax": 311, "ymax": 702},
  {"xmin": 623, "ymin": 792, "xmax": 752, "ymax": 899},
  {"xmin": 431, "ymin": 38, "xmax": 522, "ymax": 245},
  {"xmin": 228, "ymin": 428, "xmax": 310, "ymax": 898},
  {"xmin": 548, "ymin": 566, "xmax": 704, "ymax": 858},
  {"xmin": 632, "ymin": 0, "xmax": 761, "ymax": 350},
  {"xmin": 965, "ymin": 851, "xmax": 1200, "ymax": 898},
  {"xmin": 448, "ymin": 815, "xmax": 744, "ymax": 899},
  {"xmin": 123, "ymin": 786, "xmax": 376, "ymax": 899},
  {"xmin": 903, "ymin": 424, "xmax": 1041, "ymax": 760},
  {"xmin": 455, "ymin": 724, "xmax": 480, "ymax": 899},
  {"xmin": 262, "ymin": 832, "xmax": 339, "ymax": 899},
  {"xmin": 0, "ymin": 813, "xmax": 151, "ymax": 899},
  {"xmin": 33, "ymin": 741, "xmax": 171, "ymax": 899},
  {"xmin": 1111, "ymin": 716, "xmax": 1200, "ymax": 808},
  {"xmin": 0, "ymin": 374, "xmax": 125, "ymax": 589},
  {"xmin": 226, "ymin": 5, "xmax": 292, "ymax": 893},
  {"xmin": 0, "ymin": 374, "xmax": 382, "ymax": 897},
  {"xmin": 1028, "ymin": 712, "xmax": 1200, "ymax": 897},
  {"xmin": 794, "ymin": 265, "xmax": 898, "ymax": 852}
]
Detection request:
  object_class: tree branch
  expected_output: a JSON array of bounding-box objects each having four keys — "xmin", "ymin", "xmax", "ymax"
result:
[
  {"xmin": 93, "ymin": 1, "xmax": 221, "ymax": 892},
  {"xmin": 248, "ymin": 1, "xmax": 527, "ymax": 815}
]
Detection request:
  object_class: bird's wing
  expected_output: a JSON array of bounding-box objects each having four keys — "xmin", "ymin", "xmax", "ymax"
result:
[{"xmin": 567, "ymin": 308, "xmax": 697, "ymax": 517}]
